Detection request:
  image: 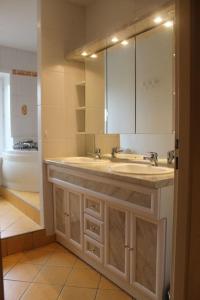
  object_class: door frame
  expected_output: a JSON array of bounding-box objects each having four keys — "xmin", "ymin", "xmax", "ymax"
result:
[
  {"xmin": 0, "ymin": 237, "xmax": 4, "ymax": 300},
  {"xmin": 172, "ymin": 0, "xmax": 200, "ymax": 299}
]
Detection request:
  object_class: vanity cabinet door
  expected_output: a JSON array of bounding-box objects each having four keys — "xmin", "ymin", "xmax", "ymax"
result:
[
  {"xmin": 53, "ymin": 185, "xmax": 67, "ymax": 237},
  {"xmin": 105, "ymin": 204, "xmax": 130, "ymax": 281},
  {"xmin": 130, "ymin": 215, "xmax": 166, "ymax": 299},
  {"xmin": 67, "ymin": 189, "xmax": 83, "ymax": 251}
]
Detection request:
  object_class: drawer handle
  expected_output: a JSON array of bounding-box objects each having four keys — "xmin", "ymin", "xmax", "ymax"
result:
[
  {"xmin": 88, "ymin": 247, "xmax": 96, "ymax": 253},
  {"xmin": 89, "ymin": 204, "xmax": 97, "ymax": 210},
  {"xmin": 89, "ymin": 225, "xmax": 98, "ymax": 232}
]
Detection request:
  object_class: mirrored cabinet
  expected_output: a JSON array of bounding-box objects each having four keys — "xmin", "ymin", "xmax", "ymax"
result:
[
  {"xmin": 136, "ymin": 26, "xmax": 173, "ymax": 133},
  {"xmin": 106, "ymin": 37, "xmax": 135, "ymax": 134},
  {"xmin": 76, "ymin": 24, "xmax": 174, "ymax": 136}
]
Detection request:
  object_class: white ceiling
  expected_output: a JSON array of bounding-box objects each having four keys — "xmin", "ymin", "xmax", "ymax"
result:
[{"xmin": 0, "ymin": 0, "xmax": 37, "ymax": 52}]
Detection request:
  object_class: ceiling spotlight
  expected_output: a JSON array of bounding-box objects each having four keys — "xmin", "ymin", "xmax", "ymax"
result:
[
  {"xmin": 121, "ymin": 40, "xmax": 129, "ymax": 46},
  {"xmin": 164, "ymin": 20, "xmax": 174, "ymax": 28},
  {"xmin": 81, "ymin": 51, "xmax": 88, "ymax": 57},
  {"xmin": 154, "ymin": 16, "xmax": 163, "ymax": 24},
  {"xmin": 90, "ymin": 54, "xmax": 98, "ymax": 58},
  {"xmin": 111, "ymin": 37, "xmax": 119, "ymax": 43}
]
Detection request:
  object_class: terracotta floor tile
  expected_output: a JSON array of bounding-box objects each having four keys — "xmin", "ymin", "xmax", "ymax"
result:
[
  {"xmin": 3, "ymin": 253, "xmax": 25, "ymax": 276},
  {"xmin": 4, "ymin": 263, "xmax": 42, "ymax": 282},
  {"xmin": 0, "ymin": 198, "xmax": 42, "ymax": 238},
  {"xmin": 21, "ymin": 283, "xmax": 62, "ymax": 300},
  {"xmin": 66, "ymin": 268, "xmax": 100, "ymax": 288},
  {"xmin": 34, "ymin": 265, "xmax": 72, "ymax": 285},
  {"xmin": 3, "ymin": 280, "xmax": 29, "ymax": 300},
  {"xmin": 58, "ymin": 286, "xmax": 97, "ymax": 300},
  {"xmin": 95, "ymin": 289, "xmax": 132, "ymax": 300},
  {"xmin": 19, "ymin": 248, "xmax": 52, "ymax": 265},
  {"xmin": 46, "ymin": 251, "xmax": 77, "ymax": 267},
  {"xmin": 42, "ymin": 242, "xmax": 67, "ymax": 252},
  {"xmin": 99, "ymin": 276, "xmax": 119, "ymax": 290},
  {"xmin": 73, "ymin": 258, "xmax": 93, "ymax": 270}
]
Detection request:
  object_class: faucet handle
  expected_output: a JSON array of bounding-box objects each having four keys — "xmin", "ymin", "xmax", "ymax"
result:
[
  {"xmin": 95, "ymin": 148, "xmax": 101, "ymax": 154},
  {"xmin": 167, "ymin": 150, "xmax": 175, "ymax": 164},
  {"xmin": 144, "ymin": 152, "xmax": 158, "ymax": 166}
]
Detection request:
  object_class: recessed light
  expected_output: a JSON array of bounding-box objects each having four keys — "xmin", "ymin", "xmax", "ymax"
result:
[
  {"xmin": 90, "ymin": 54, "xmax": 98, "ymax": 58},
  {"xmin": 164, "ymin": 20, "xmax": 173, "ymax": 28},
  {"xmin": 154, "ymin": 16, "xmax": 163, "ymax": 24},
  {"xmin": 81, "ymin": 51, "xmax": 88, "ymax": 57},
  {"xmin": 121, "ymin": 40, "xmax": 129, "ymax": 46},
  {"xmin": 111, "ymin": 37, "xmax": 119, "ymax": 43}
]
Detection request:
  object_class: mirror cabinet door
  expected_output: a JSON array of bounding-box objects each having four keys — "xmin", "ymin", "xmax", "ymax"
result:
[
  {"xmin": 106, "ymin": 37, "xmax": 135, "ymax": 134},
  {"xmin": 136, "ymin": 26, "xmax": 173, "ymax": 133}
]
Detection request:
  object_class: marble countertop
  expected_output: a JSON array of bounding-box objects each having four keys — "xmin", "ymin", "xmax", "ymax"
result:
[{"xmin": 44, "ymin": 157, "xmax": 174, "ymax": 189}]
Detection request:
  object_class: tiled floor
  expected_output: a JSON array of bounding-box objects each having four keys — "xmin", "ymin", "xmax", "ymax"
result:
[
  {"xmin": 3, "ymin": 242, "xmax": 135, "ymax": 300},
  {"xmin": 6, "ymin": 189, "xmax": 40, "ymax": 210},
  {"xmin": 0, "ymin": 197, "xmax": 41, "ymax": 238}
]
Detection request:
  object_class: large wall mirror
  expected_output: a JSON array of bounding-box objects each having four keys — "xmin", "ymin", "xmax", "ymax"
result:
[{"xmin": 83, "ymin": 24, "xmax": 174, "ymax": 135}]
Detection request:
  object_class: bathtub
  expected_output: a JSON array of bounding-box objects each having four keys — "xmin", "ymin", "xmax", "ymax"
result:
[{"xmin": 2, "ymin": 150, "xmax": 39, "ymax": 192}]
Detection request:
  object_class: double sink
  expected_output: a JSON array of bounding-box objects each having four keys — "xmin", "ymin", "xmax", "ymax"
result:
[{"xmin": 56, "ymin": 156, "xmax": 174, "ymax": 176}]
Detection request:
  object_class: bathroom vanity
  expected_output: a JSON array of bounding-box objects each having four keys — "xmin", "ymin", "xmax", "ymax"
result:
[{"xmin": 45, "ymin": 158, "xmax": 174, "ymax": 300}]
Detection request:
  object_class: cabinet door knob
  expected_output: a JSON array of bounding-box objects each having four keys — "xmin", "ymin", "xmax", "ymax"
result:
[
  {"xmin": 124, "ymin": 245, "xmax": 129, "ymax": 249},
  {"xmin": 129, "ymin": 248, "xmax": 134, "ymax": 251}
]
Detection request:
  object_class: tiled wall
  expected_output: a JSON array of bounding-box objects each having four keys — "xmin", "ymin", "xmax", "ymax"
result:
[
  {"xmin": 0, "ymin": 45, "xmax": 37, "ymax": 144},
  {"xmin": 39, "ymin": 0, "xmax": 86, "ymax": 158}
]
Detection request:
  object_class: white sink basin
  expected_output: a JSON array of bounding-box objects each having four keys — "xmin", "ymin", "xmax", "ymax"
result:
[
  {"xmin": 57, "ymin": 157, "xmax": 108, "ymax": 164},
  {"xmin": 111, "ymin": 163, "xmax": 174, "ymax": 175}
]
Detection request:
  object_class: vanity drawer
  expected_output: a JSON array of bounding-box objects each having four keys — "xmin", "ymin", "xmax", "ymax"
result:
[
  {"xmin": 84, "ymin": 214, "xmax": 104, "ymax": 243},
  {"xmin": 84, "ymin": 195, "xmax": 104, "ymax": 220},
  {"xmin": 84, "ymin": 235, "xmax": 104, "ymax": 264}
]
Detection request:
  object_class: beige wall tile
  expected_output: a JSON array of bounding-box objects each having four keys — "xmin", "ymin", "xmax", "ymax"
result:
[
  {"xmin": 42, "ymin": 106, "xmax": 67, "ymax": 140},
  {"xmin": 95, "ymin": 134, "xmax": 120, "ymax": 154},
  {"xmin": 41, "ymin": 71, "xmax": 65, "ymax": 106}
]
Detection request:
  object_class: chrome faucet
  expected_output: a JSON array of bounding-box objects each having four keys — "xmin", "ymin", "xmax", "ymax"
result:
[
  {"xmin": 94, "ymin": 148, "xmax": 102, "ymax": 159},
  {"xmin": 144, "ymin": 152, "xmax": 158, "ymax": 166},
  {"xmin": 111, "ymin": 147, "xmax": 123, "ymax": 159},
  {"xmin": 167, "ymin": 150, "xmax": 175, "ymax": 165}
]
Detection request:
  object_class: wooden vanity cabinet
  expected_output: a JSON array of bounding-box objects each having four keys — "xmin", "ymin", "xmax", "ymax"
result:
[
  {"xmin": 53, "ymin": 185, "xmax": 83, "ymax": 252},
  {"xmin": 50, "ymin": 169, "xmax": 172, "ymax": 300}
]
